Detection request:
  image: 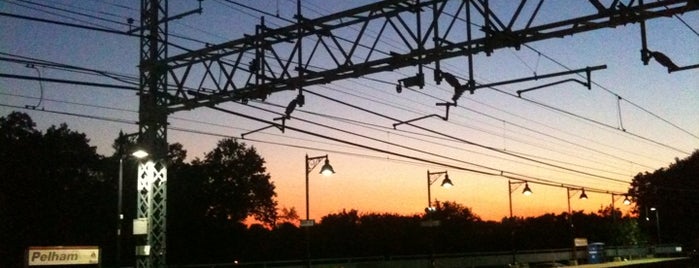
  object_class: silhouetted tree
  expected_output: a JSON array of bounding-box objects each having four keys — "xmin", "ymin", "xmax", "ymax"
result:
[
  {"xmin": 277, "ymin": 206, "xmax": 300, "ymax": 226},
  {"xmin": 428, "ymin": 201, "xmax": 481, "ymax": 252},
  {"xmin": 629, "ymin": 150, "xmax": 699, "ymax": 248},
  {"xmin": 167, "ymin": 138, "xmax": 278, "ymax": 264},
  {"xmin": 194, "ymin": 138, "xmax": 278, "ymax": 226},
  {"xmin": 596, "ymin": 205, "xmax": 643, "ymax": 246},
  {"xmin": 269, "ymin": 222, "xmax": 304, "ymax": 260},
  {"xmin": 0, "ymin": 112, "xmax": 42, "ymax": 267},
  {"xmin": 357, "ymin": 212, "xmax": 424, "ymax": 256},
  {"xmin": 0, "ymin": 112, "xmax": 108, "ymax": 267},
  {"xmin": 316, "ymin": 209, "xmax": 361, "ymax": 257}
]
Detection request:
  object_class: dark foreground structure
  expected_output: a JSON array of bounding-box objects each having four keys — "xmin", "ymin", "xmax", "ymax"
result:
[{"xmin": 167, "ymin": 245, "xmax": 693, "ymax": 268}]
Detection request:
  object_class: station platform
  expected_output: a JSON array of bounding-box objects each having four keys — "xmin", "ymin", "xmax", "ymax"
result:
[{"xmin": 573, "ymin": 257, "xmax": 690, "ymax": 267}]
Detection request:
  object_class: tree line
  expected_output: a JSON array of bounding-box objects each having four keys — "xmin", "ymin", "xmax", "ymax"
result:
[{"xmin": 1, "ymin": 112, "xmax": 696, "ymax": 267}]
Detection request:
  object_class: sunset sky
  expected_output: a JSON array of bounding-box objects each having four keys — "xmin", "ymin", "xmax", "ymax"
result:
[{"xmin": 1, "ymin": 0, "xmax": 697, "ymax": 222}]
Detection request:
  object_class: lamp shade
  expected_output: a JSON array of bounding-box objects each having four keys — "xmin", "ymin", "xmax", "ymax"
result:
[
  {"xmin": 579, "ymin": 189, "xmax": 588, "ymax": 200},
  {"xmin": 440, "ymin": 175, "xmax": 453, "ymax": 188},
  {"xmin": 522, "ymin": 182, "xmax": 533, "ymax": 196},
  {"xmin": 319, "ymin": 159, "xmax": 335, "ymax": 176}
]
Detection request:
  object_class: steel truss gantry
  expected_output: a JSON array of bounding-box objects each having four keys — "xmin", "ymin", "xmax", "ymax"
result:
[
  {"xmin": 159, "ymin": 0, "xmax": 697, "ymax": 113},
  {"xmin": 136, "ymin": 0, "xmax": 697, "ymax": 266}
]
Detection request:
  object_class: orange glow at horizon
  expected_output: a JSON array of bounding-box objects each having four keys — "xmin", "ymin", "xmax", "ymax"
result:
[{"xmin": 255, "ymin": 146, "xmax": 636, "ymax": 223}]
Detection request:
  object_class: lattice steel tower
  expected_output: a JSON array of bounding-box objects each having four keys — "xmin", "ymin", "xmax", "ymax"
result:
[{"xmin": 136, "ymin": 0, "xmax": 168, "ymax": 267}]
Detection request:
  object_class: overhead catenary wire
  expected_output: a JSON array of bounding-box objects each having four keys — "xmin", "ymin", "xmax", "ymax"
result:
[
  {"xmin": 0, "ymin": 86, "xmax": 635, "ymax": 182},
  {"xmin": 4, "ymin": 0, "xmax": 120, "ymax": 31},
  {"xmin": 0, "ymin": 2, "xmax": 202, "ymax": 51},
  {"xmin": 316, "ymin": 82, "xmax": 650, "ymax": 174},
  {"xmin": 1, "ymin": 84, "xmax": 635, "ymax": 183},
  {"xmin": 522, "ymin": 44, "xmax": 699, "ymax": 141},
  {"xmin": 338, "ymin": 79, "xmax": 662, "ymax": 170},
  {"xmin": 245, "ymin": 101, "xmax": 537, "ymax": 179},
  {"xmin": 425, "ymin": 2, "xmax": 698, "ymax": 146},
  {"xmin": 15, "ymin": 0, "xmax": 132, "ymax": 28},
  {"xmin": 337, "ymin": 65, "xmax": 672, "ymax": 170},
  {"xmin": 256, "ymin": 98, "xmax": 635, "ymax": 179},
  {"xmin": 0, "ymin": 52, "xmax": 140, "ymax": 86},
  {"xmin": 208, "ymin": 104, "xmax": 628, "ymax": 194},
  {"xmin": 301, "ymin": 89, "xmax": 631, "ymax": 185},
  {"xmin": 216, "ymin": 38, "xmax": 680, "ymax": 173},
  {"xmin": 0, "ymin": 92, "xmax": 631, "ymax": 194}
]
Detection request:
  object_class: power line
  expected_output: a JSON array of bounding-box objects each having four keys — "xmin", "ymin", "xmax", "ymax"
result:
[
  {"xmin": 0, "ymin": 101, "xmax": 630, "ymax": 195},
  {"xmin": 0, "ymin": 73, "xmax": 138, "ymax": 91},
  {"xmin": 0, "ymin": 103, "xmax": 135, "ymax": 125},
  {"xmin": 0, "ymin": 91, "xmax": 134, "ymax": 113},
  {"xmin": 16, "ymin": 0, "xmax": 131, "ymax": 28},
  {"xmin": 0, "ymin": 86, "xmax": 633, "ymax": 184},
  {"xmin": 329, "ymin": 80, "xmax": 660, "ymax": 171},
  {"xmin": 421, "ymin": 1, "xmax": 697, "ymax": 149},
  {"xmin": 489, "ymin": 86, "xmax": 690, "ymax": 156},
  {"xmin": 335, "ymin": 69, "xmax": 668, "ymax": 171},
  {"xmin": 0, "ymin": 11, "xmax": 137, "ymax": 37},
  {"xmin": 206, "ymin": 14, "xmax": 688, "ymax": 167},
  {"xmin": 207, "ymin": 41, "xmax": 683, "ymax": 171},
  {"xmin": 459, "ymin": 97, "xmax": 666, "ymax": 167},
  {"xmin": 47, "ymin": 1, "xmax": 131, "ymax": 22},
  {"xmin": 302, "ymin": 89, "xmax": 631, "ymax": 185},
  {"xmin": 209, "ymin": 104, "xmax": 629, "ymax": 195},
  {"xmin": 0, "ymin": 8, "xmax": 197, "ymax": 51},
  {"xmin": 0, "ymin": 53, "xmax": 140, "ymax": 85},
  {"xmin": 4, "ymin": 0, "xmax": 121, "ymax": 31},
  {"xmin": 256, "ymin": 99, "xmax": 634, "ymax": 179},
  {"xmin": 522, "ymin": 44, "xmax": 699, "ymax": 141}
]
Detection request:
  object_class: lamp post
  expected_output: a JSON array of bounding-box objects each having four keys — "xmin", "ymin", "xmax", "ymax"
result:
[
  {"xmin": 117, "ymin": 156, "xmax": 123, "ymax": 268},
  {"xmin": 425, "ymin": 170, "xmax": 452, "ymax": 268},
  {"xmin": 610, "ymin": 193, "xmax": 632, "ymax": 259},
  {"xmin": 507, "ymin": 180, "xmax": 532, "ymax": 265},
  {"xmin": 609, "ymin": 194, "xmax": 632, "ymax": 221},
  {"xmin": 426, "ymin": 170, "xmax": 452, "ymax": 211},
  {"xmin": 116, "ymin": 147, "xmax": 148, "ymax": 268},
  {"xmin": 508, "ymin": 180, "xmax": 532, "ymax": 218},
  {"xmin": 650, "ymin": 207, "xmax": 660, "ymax": 244},
  {"xmin": 303, "ymin": 154, "xmax": 335, "ymax": 267},
  {"xmin": 115, "ymin": 131, "xmax": 148, "ymax": 268},
  {"xmin": 567, "ymin": 187, "xmax": 588, "ymax": 264},
  {"xmin": 304, "ymin": 154, "xmax": 335, "ymax": 222}
]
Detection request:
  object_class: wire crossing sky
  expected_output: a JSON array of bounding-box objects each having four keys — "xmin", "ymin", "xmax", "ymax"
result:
[{"xmin": 1, "ymin": 0, "xmax": 697, "ymax": 220}]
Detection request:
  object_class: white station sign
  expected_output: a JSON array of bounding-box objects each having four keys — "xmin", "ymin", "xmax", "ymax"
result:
[{"xmin": 27, "ymin": 246, "xmax": 99, "ymax": 266}]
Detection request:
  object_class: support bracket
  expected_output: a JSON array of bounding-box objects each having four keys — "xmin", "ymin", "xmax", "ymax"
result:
[
  {"xmin": 241, "ymin": 120, "xmax": 285, "ymax": 139},
  {"xmin": 392, "ymin": 101, "xmax": 454, "ymax": 129}
]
